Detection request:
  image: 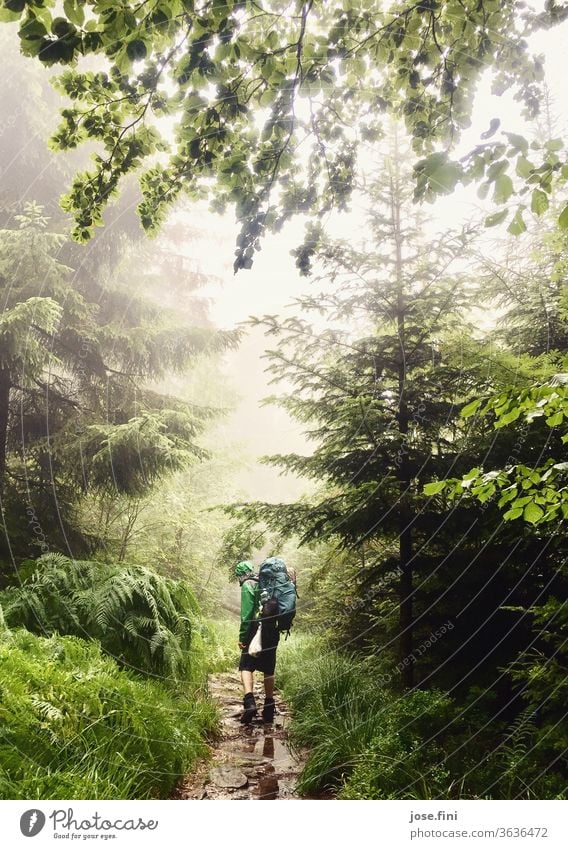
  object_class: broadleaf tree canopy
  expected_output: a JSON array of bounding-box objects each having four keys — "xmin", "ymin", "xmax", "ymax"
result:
[{"xmin": 1, "ymin": 0, "xmax": 568, "ymax": 268}]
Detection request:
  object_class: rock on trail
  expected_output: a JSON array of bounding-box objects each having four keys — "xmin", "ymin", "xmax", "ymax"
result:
[{"xmin": 173, "ymin": 672, "xmax": 304, "ymax": 800}]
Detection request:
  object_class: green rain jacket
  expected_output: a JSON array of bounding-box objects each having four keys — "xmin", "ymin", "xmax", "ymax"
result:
[{"xmin": 239, "ymin": 576, "xmax": 260, "ymax": 644}]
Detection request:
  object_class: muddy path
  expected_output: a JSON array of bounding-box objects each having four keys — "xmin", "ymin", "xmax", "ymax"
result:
[{"xmin": 173, "ymin": 672, "xmax": 304, "ymax": 800}]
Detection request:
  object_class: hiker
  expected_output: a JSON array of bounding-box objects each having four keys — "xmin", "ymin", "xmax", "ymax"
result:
[
  {"xmin": 235, "ymin": 559, "xmax": 279, "ymax": 724},
  {"xmin": 235, "ymin": 557, "xmax": 296, "ymax": 724}
]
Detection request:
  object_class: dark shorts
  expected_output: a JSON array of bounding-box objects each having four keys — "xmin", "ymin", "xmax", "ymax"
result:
[
  {"xmin": 238, "ymin": 621, "xmax": 280, "ymax": 676},
  {"xmin": 239, "ymin": 646, "xmax": 278, "ymax": 675}
]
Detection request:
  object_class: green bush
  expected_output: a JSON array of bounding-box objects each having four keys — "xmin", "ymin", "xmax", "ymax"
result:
[
  {"xmin": 338, "ymin": 689, "xmax": 454, "ymax": 799},
  {"xmin": 279, "ymin": 640, "xmax": 455, "ymax": 797},
  {"xmin": 0, "ymin": 628, "xmax": 217, "ymax": 800},
  {"xmin": 1, "ymin": 554, "xmax": 198, "ymax": 680}
]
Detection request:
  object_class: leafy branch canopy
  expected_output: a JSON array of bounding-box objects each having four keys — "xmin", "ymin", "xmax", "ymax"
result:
[{"xmin": 2, "ymin": 1, "xmax": 567, "ymax": 267}]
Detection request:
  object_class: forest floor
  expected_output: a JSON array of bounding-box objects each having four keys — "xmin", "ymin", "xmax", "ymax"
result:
[{"xmin": 173, "ymin": 671, "xmax": 305, "ymax": 800}]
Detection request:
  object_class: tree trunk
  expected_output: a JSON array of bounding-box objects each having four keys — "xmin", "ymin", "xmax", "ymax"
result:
[
  {"xmin": 0, "ymin": 366, "xmax": 11, "ymax": 496},
  {"xmin": 390, "ymin": 128, "xmax": 414, "ymax": 689}
]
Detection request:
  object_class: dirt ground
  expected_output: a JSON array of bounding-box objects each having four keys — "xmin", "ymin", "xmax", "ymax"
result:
[{"xmin": 173, "ymin": 671, "xmax": 304, "ymax": 800}]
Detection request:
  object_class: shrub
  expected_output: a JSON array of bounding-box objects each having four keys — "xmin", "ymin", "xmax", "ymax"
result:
[
  {"xmin": 201, "ymin": 618, "xmax": 240, "ymax": 673},
  {"xmin": 1, "ymin": 554, "xmax": 198, "ymax": 680},
  {"xmin": 279, "ymin": 639, "xmax": 455, "ymax": 797},
  {"xmin": 279, "ymin": 646, "xmax": 389, "ymax": 793},
  {"xmin": 338, "ymin": 689, "xmax": 454, "ymax": 799},
  {"xmin": 0, "ymin": 628, "xmax": 217, "ymax": 800}
]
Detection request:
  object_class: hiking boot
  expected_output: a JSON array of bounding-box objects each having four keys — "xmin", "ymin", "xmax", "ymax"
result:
[
  {"xmin": 241, "ymin": 692, "xmax": 257, "ymax": 724},
  {"xmin": 262, "ymin": 697, "xmax": 275, "ymax": 724}
]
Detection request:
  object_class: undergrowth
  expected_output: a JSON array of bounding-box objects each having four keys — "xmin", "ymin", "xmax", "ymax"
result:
[
  {"xmin": 277, "ymin": 636, "xmax": 567, "ymax": 800},
  {"xmin": 0, "ymin": 627, "xmax": 217, "ymax": 800}
]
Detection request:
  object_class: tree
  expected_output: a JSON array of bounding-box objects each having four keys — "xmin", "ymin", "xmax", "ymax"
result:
[
  {"xmin": 0, "ymin": 203, "xmax": 234, "ymax": 569},
  {"xmin": 435, "ymin": 213, "xmax": 568, "ymax": 524},
  {"xmin": 1, "ymin": 1, "xmax": 567, "ymax": 265},
  {"xmin": 229, "ymin": 130, "xmax": 518, "ymax": 687}
]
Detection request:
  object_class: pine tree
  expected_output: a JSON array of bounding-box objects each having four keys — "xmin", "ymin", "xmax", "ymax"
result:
[
  {"xmin": 0, "ymin": 203, "xmax": 233, "ymax": 568},
  {"xmin": 238, "ymin": 130, "xmax": 495, "ymax": 687}
]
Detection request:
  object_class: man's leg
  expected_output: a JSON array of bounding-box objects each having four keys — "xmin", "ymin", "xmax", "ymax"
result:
[
  {"xmin": 240, "ymin": 666, "xmax": 257, "ymax": 724},
  {"xmin": 263, "ymin": 674, "xmax": 274, "ymax": 699},
  {"xmin": 241, "ymin": 669, "xmax": 254, "ymax": 695}
]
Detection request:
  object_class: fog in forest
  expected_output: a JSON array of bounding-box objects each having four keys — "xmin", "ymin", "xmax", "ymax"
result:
[{"xmin": 1, "ymin": 0, "xmax": 567, "ymax": 807}]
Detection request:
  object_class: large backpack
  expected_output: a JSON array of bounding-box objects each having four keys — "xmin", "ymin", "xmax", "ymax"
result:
[{"xmin": 258, "ymin": 557, "xmax": 297, "ymax": 635}]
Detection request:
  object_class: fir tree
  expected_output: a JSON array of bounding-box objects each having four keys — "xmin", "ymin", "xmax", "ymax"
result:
[{"xmin": 0, "ymin": 203, "xmax": 234, "ymax": 569}]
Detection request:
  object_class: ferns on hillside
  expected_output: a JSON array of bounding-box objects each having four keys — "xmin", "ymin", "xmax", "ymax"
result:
[{"xmin": 1, "ymin": 554, "xmax": 199, "ymax": 680}]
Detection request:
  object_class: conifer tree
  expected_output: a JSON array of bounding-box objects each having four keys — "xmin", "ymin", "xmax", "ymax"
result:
[
  {"xmin": 235, "ymin": 130, "xmax": 492, "ymax": 686},
  {"xmin": 0, "ymin": 203, "xmax": 233, "ymax": 568}
]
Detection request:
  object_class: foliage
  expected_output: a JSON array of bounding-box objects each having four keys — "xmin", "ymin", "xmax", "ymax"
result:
[
  {"xmin": 279, "ymin": 636, "xmax": 567, "ymax": 799},
  {"xmin": 477, "ymin": 220, "xmax": 568, "ymax": 359},
  {"xmin": 0, "ymin": 627, "xmax": 217, "ymax": 800},
  {"xmin": 0, "ymin": 203, "xmax": 235, "ymax": 567},
  {"xmin": 279, "ymin": 638, "xmax": 452, "ymax": 797},
  {"xmin": 1, "ymin": 2, "xmax": 565, "ymax": 263},
  {"xmin": 432, "ymin": 377, "xmax": 568, "ymax": 524},
  {"xmin": 1, "ymin": 553, "xmax": 199, "ymax": 680},
  {"xmin": 218, "ymin": 516, "xmax": 267, "ymax": 582},
  {"xmin": 201, "ymin": 618, "xmax": 240, "ymax": 673},
  {"xmin": 0, "ymin": 296, "xmax": 62, "ymax": 378}
]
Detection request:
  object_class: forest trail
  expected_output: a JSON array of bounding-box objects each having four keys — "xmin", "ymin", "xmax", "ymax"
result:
[{"xmin": 173, "ymin": 672, "xmax": 304, "ymax": 800}]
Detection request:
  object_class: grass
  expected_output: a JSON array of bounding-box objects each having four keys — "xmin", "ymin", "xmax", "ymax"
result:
[
  {"xmin": 200, "ymin": 618, "xmax": 240, "ymax": 673},
  {"xmin": 0, "ymin": 626, "xmax": 218, "ymax": 800},
  {"xmin": 277, "ymin": 634, "xmax": 455, "ymax": 798}
]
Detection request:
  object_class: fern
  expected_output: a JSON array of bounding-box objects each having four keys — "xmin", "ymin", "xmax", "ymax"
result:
[
  {"xmin": 498, "ymin": 708, "xmax": 540, "ymax": 798},
  {"xmin": 1, "ymin": 554, "xmax": 199, "ymax": 680}
]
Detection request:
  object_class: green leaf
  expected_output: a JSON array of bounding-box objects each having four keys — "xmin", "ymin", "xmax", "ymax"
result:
[
  {"xmin": 530, "ymin": 188, "xmax": 548, "ymax": 216},
  {"xmin": 496, "ymin": 407, "xmax": 520, "ymax": 426},
  {"xmin": 0, "ymin": 7, "xmax": 22, "ymax": 22},
  {"xmin": 503, "ymin": 507, "xmax": 523, "ymax": 521},
  {"xmin": 430, "ymin": 163, "xmax": 461, "ymax": 193},
  {"xmin": 493, "ymin": 174, "xmax": 514, "ymax": 203},
  {"xmin": 544, "ymin": 138, "xmax": 563, "ymax": 152},
  {"xmin": 63, "ymin": 0, "xmax": 84, "ymax": 26},
  {"xmin": 127, "ymin": 40, "xmax": 147, "ymax": 62},
  {"xmin": 424, "ymin": 481, "xmax": 446, "ymax": 495},
  {"xmin": 461, "ymin": 398, "xmax": 482, "ymax": 418},
  {"xmin": 516, "ymin": 156, "xmax": 533, "ymax": 178},
  {"xmin": 558, "ymin": 204, "xmax": 568, "ymax": 230},
  {"xmin": 505, "ymin": 132, "xmax": 528, "ymax": 153},
  {"xmin": 523, "ymin": 502, "xmax": 544, "ymax": 525},
  {"xmin": 545, "ymin": 410, "xmax": 563, "ymax": 427},
  {"xmin": 507, "ymin": 210, "xmax": 527, "ymax": 236},
  {"xmin": 484, "ymin": 209, "xmax": 508, "ymax": 228},
  {"xmin": 498, "ymin": 488, "xmax": 518, "ymax": 507}
]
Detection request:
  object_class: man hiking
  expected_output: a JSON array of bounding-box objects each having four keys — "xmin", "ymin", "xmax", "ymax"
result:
[{"xmin": 235, "ymin": 559, "xmax": 282, "ymax": 725}]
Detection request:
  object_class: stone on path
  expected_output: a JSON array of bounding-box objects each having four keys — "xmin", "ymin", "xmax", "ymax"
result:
[
  {"xmin": 256, "ymin": 774, "xmax": 279, "ymax": 800},
  {"xmin": 210, "ymin": 766, "xmax": 248, "ymax": 789}
]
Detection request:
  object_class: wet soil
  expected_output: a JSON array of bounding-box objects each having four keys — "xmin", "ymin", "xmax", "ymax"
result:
[{"xmin": 173, "ymin": 672, "xmax": 304, "ymax": 800}]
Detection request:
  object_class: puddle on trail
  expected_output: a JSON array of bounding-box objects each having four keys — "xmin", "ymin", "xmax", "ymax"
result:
[{"xmin": 173, "ymin": 672, "xmax": 304, "ymax": 800}]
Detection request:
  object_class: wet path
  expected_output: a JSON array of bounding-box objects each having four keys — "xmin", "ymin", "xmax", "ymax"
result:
[{"xmin": 173, "ymin": 672, "xmax": 303, "ymax": 800}]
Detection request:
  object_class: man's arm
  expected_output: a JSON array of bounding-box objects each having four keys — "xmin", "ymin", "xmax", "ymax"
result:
[{"xmin": 239, "ymin": 580, "xmax": 259, "ymax": 645}]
